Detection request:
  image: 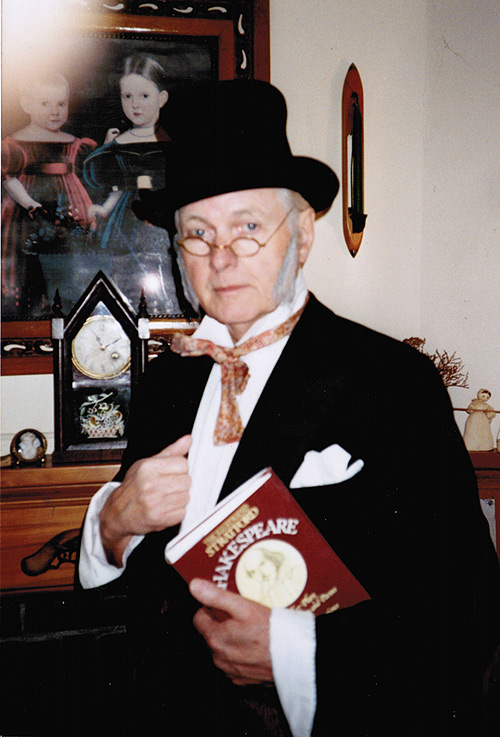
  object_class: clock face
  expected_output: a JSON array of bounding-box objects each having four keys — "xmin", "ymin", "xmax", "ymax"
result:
[{"xmin": 72, "ymin": 315, "xmax": 131, "ymax": 379}]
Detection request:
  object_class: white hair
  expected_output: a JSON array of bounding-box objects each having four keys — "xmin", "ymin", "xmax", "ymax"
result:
[{"xmin": 172, "ymin": 232, "xmax": 202, "ymax": 311}]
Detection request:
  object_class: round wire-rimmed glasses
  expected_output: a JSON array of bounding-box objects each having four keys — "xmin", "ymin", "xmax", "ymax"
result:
[{"xmin": 177, "ymin": 208, "xmax": 294, "ymax": 258}]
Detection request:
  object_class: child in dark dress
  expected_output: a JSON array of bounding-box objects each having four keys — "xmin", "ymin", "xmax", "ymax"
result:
[{"xmin": 84, "ymin": 54, "xmax": 181, "ymax": 316}]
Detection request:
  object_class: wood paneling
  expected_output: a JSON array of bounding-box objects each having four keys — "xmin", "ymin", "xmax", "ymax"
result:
[
  {"xmin": 471, "ymin": 452, "xmax": 500, "ymax": 559},
  {"xmin": 1, "ymin": 460, "xmax": 118, "ymax": 593}
]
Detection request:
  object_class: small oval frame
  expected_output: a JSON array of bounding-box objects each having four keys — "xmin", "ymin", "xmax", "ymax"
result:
[{"xmin": 11, "ymin": 428, "xmax": 48, "ymax": 466}]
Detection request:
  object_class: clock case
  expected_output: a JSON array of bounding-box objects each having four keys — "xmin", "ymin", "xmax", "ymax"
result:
[{"xmin": 52, "ymin": 271, "xmax": 149, "ymax": 464}]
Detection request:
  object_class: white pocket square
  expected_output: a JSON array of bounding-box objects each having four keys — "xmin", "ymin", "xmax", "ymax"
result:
[{"xmin": 289, "ymin": 444, "xmax": 364, "ymax": 489}]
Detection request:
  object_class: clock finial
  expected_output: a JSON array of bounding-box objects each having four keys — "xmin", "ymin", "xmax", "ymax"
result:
[
  {"xmin": 137, "ymin": 288, "xmax": 150, "ymax": 319},
  {"xmin": 137, "ymin": 289, "xmax": 150, "ymax": 342},
  {"xmin": 52, "ymin": 289, "xmax": 64, "ymax": 319},
  {"xmin": 51, "ymin": 289, "xmax": 65, "ymax": 340}
]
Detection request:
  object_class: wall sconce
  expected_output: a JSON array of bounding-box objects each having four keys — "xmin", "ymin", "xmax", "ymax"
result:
[{"xmin": 342, "ymin": 64, "xmax": 367, "ymax": 257}]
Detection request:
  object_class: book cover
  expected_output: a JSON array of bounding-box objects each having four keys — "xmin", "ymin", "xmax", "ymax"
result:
[{"xmin": 165, "ymin": 468, "xmax": 370, "ymax": 615}]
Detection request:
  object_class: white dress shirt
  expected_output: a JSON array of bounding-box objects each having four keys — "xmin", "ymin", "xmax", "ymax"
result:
[{"xmin": 79, "ymin": 271, "xmax": 363, "ymax": 737}]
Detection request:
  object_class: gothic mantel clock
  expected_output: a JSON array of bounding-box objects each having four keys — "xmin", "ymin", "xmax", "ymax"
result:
[{"xmin": 52, "ymin": 271, "xmax": 149, "ymax": 464}]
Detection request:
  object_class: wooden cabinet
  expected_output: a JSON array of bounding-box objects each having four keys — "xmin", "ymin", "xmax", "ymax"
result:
[
  {"xmin": 1, "ymin": 452, "xmax": 498, "ymax": 595},
  {"xmin": 1, "ymin": 459, "xmax": 119, "ymax": 593},
  {"xmin": 471, "ymin": 451, "xmax": 500, "ymax": 559}
]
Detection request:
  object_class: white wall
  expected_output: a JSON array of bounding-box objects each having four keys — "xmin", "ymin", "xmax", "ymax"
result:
[
  {"xmin": 2, "ymin": 0, "xmax": 499, "ymax": 453},
  {"xmin": 270, "ymin": 0, "xmax": 500, "ymax": 438},
  {"xmin": 1, "ymin": 374, "xmax": 54, "ymax": 454},
  {"xmin": 421, "ymin": 0, "xmax": 500, "ymax": 432},
  {"xmin": 271, "ymin": 0, "xmax": 426, "ymax": 338}
]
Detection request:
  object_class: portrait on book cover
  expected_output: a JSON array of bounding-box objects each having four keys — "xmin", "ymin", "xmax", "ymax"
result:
[{"xmin": 235, "ymin": 539, "xmax": 309, "ymax": 608}]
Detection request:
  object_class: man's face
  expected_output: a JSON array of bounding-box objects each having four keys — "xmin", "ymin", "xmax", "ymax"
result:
[{"xmin": 178, "ymin": 189, "xmax": 313, "ymax": 341}]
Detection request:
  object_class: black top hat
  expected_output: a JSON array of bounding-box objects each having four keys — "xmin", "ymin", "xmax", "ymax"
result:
[{"xmin": 133, "ymin": 79, "xmax": 339, "ymax": 230}]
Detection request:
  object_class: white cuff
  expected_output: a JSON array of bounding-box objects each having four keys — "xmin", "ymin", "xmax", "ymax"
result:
[
  {"xmin": 78, "ymin": 481, "xmax": 144, "ymax": 589},
  {"xmin": 270, "ymin": 607, "xmax": 316, "ymax": 737}
]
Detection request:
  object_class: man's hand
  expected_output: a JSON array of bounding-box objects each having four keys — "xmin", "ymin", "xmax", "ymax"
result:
[
  {"xmin": 99, "ymin": 434, "xmax": 192, "ymax": 567},
  {"xmin": 190, "ymin": 578, "xmax": 273, "ymax": 686}
]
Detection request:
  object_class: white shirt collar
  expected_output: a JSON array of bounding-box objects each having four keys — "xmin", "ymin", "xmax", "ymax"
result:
[{"xmin": 192, "ymin": 270, "xmax": 309, "ymax": 348}]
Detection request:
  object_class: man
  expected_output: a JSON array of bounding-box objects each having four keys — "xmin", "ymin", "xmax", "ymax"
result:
[{"xmin": 78, "ymin": 80, "xmax": 500, "ymax": 737}]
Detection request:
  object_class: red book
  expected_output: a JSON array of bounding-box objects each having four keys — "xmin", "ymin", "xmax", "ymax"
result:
[{"xmin": 165, "ymin": 468, "xmax": 370, "ymax": 615}]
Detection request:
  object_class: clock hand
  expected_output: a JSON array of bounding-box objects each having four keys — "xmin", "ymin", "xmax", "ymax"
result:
[
  {"xmin": 103, "ymin": 338, "xmax": 121, "ymax": 349},
  {"xmin": 94, "ymin": 332, "xmax": 105, "ymax": 349}
]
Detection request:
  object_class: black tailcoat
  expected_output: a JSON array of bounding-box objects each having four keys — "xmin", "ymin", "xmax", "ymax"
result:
[{"xmin": 79, "ymin": 294, "xmax": 500, "ymax": 737}]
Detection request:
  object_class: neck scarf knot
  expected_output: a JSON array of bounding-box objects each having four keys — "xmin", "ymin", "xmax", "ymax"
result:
[{"xmin": 170, "ymin": 296, "xmax": 308, "ymax": 445}]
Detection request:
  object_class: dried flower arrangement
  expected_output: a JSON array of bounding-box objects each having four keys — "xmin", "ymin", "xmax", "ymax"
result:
[{"xmin": 403, "ymin": 337, "xmax": 469, "ymax": 388}]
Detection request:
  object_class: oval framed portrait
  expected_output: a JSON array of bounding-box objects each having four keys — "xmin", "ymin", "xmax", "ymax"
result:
[
  {"xmin": 11, "ymin": 428, "xmax": 47, "ymax": 465},
  {"xmin": 235, "ymin": 539, "xmax": 308, "ymax": 608}
]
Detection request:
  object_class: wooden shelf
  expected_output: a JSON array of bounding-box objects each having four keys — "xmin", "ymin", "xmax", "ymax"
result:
[
  {"xmin": 469, "ymin": 450, "xmax": 500, "ymax": 470},
  {"xmin": 470, "ymin": 452, "xmax": 500, "ymax": 559}
]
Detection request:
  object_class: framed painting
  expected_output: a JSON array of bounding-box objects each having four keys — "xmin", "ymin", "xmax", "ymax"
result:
[{"xmin": 1, "ymin": 0, "xmax": 270, "ymax": 376}]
